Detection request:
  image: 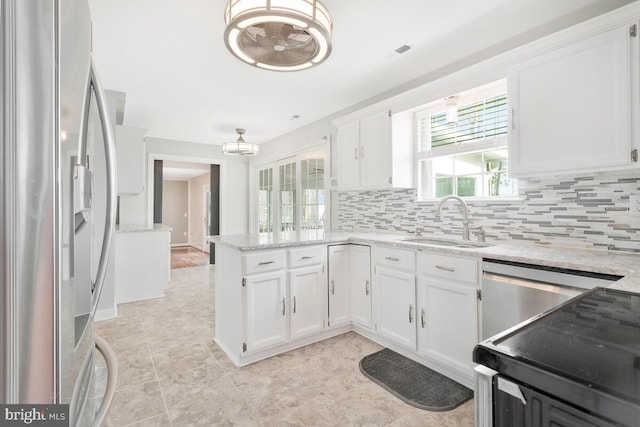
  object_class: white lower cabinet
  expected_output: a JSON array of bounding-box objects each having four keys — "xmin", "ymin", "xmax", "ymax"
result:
[
  {"xmin": 416, "ymin": 252, "xmax": 479, "ymax": 378},
  {"xmin": 217, "ymin": 242, "xmax": 479, "ymax": 387},
  {"xmin": 290, "ymin": 264, "xmax": 326, "ymax": 339},
  {"xmin": 375, "ymin": 266, "xmax": 416, "ymax": 349},
  {"xmin": 241, "ymin": 245, "xmax": 327, "ymax": 356},
  {"xmin": 244, "ymin": 270, "xmax": 288, "ymax": 353},
  {"xmin": 372, "ymin": 246, "xmax": 417, "ymax": 350},
  {"xmin": 328, "ymin": 245, "xmax": 351, "ymax": 328},
  {"xmin": 350, "ymin": 245, "xmax": 372, "ymax": 328},
  {"xmin": 328, "ymin": 244, "xmax": 372, "ymax": 329}
]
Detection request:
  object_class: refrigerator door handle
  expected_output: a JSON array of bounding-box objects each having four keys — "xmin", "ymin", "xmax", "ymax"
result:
[
  {"xmin": 82, "ymin": 55, "xmax": 117, "ymax": 317},
  {"xmin": 92, "ymin": 334, "xmax": 118, "ymax": 427}
]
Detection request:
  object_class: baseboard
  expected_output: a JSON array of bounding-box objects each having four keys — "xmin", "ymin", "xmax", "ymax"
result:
[
  {"xmin": 171, "ymin": 243, "xmax": 208, "ymax": 252},
  {"xmin": 94, "ymin": 307, "xmax": 118, "ymax": 321}
]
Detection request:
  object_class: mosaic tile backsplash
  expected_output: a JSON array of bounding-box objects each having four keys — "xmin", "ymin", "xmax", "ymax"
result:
[{"xmin": 337, "ymin": 172, "xmax": 640, "ymax": 253}]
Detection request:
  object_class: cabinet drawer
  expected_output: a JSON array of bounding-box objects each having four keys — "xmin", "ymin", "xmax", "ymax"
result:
[
  {"xmin": 242, "ymin": 250, "xmax": 285, "ymax": 275},
  {"xmin": 373, "ymin": 246, "xmax": 415, "ymax": 271},
  {"xmin": 417, "ymin": 253, "xmax": 478, "ymax": 284},
  {"xmin": 288, "ymin": 245, "xmax": 325, "ymax": 269}
]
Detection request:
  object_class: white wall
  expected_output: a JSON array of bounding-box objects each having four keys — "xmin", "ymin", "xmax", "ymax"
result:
[
  {"xmin": 162, "ymin": 180, "xmax": 189, "ymax": 244},
  {"xmin": 147, "ymin": 137, "xmax": 249, "ymax": 235},
  {"xmin": 115, "ymin": 137, "xmax": 249, "ymax": 235}
]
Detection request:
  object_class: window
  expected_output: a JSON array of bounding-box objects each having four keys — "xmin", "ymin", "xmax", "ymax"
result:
[
  {"xmin": 254, "ymin": 145, "xmax": 328, "ymax": 235},
  {"xmin": 416, "ymin": 81, "xmax": 517, "ymax": 200}
]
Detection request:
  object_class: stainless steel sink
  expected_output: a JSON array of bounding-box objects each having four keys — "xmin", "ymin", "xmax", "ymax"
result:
[{"xmin": 402, "ymin": 237, "xmax": 492, "ymax": 248}]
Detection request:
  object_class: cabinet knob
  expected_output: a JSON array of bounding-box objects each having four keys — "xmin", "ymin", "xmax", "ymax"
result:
[
  {"xmin": 331, "ymin": 279, "xmax": 335, "ymax": 295},
  {"xmin": 409, "ymin": 304, "xmax": 414, "ymax": 323},
  {"xmin": 421, "ymin": 309, "xmax": 426, "ymax": 328},
  {"xmin": 365, "ymin": 280, "xmax": 370, "ymax": 296},
  {"xmin": 281, "ymin": 298, "xmax": 286, "ymax": 316}
]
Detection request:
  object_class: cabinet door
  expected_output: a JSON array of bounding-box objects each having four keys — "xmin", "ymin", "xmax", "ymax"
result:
[
  {"xmin": 328, "ymin": 245, "xmax": 351, "ymax": 328},
  {"xmin": 359, "ymin": 110, "xmax": 391, "ymax": 188},
  {"xmin": 417, "ymin": 276, "xmax": 477, "ymax": 374},
  {"xmin": 244, "ymin": 270, "xmax": 288, "ymax": 352},
  {"xmin": 115, "ymin": 125, "xmax": 147, "ymax": 194},
  {"xmin": 509, "ymin": 24, "xmax": 637, "ymax": 177},
  {"xmin": 290, "ymin": 264, "xmax": 326, "ymax": 340},
  {"xmin": 374, "ymin": 265, "xmax": 416, "ymax": 350},
  {"xmin": 350, "ymin": 245, "xmax": 372, "ymax": 328},
  {"xmin": 337, "ymin": 120, "xmax": 360, "ymax": 188}
]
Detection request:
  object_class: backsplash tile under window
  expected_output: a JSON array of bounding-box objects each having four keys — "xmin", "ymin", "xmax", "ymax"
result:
[{"xmin": 337, "ymin": 172, "xmax": 640, "ymax": 253}]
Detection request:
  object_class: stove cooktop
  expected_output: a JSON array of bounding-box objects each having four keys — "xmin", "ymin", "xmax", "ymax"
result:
[{"xmin": 474, "ymin": 287, "xmax": 640, "ymax": 424}]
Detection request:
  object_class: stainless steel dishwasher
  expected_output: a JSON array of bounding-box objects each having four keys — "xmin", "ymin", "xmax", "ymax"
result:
[{"xmin": 481, "ymin": 259, "xmax": 622, "ymax": 340}]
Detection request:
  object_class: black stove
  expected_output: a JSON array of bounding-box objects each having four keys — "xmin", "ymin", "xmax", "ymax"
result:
[{"xmin": 474, "ymin": 287, "xmax": 640, "ymax": 426}]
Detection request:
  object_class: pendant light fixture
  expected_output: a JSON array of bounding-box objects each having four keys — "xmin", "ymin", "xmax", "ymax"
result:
[
  {"xmin": 223, "ymin": 0, "xmax": 333, "ymax": 72},
  {"xmin": 445, "ymin": 96, "xmax": 458, "ymax": 124},
  {"xmin": 222, "ymin": 128, "xmax": 259, "ymax": 156}
]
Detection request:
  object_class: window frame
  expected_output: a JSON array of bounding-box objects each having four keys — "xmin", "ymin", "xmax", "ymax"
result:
[{"xmin": 415, "ymin": 80, "xmax": 518, "ymax": 201}]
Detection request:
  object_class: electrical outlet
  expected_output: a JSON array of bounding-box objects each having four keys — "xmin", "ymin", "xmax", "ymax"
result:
[{"xmin": 630, "ymin": 194, "xmax": 640, "ymax": 214}]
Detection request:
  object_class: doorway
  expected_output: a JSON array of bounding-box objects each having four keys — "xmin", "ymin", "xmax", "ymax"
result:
[{"xmin": 150, "ymin": 156, "xmax": 222, "ymax": 265}]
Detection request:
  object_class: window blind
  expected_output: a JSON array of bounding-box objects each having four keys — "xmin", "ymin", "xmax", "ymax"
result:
[{"xmin": 419, "ymin": 94, "xmax": 508, "ymax": 151}]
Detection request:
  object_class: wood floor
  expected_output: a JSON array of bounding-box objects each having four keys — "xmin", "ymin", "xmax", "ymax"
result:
[{"xmin": 170, "ymin": 246, "xmax": 209, "ymax": 269}]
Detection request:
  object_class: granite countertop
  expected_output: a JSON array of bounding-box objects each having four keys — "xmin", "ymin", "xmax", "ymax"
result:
[
  {"xmin": 116, "ymin": 223, "xmax": 173, "ymax": 233},
  {"xmin": 209, "ymin": 231, "xmax": 640, "ymax": 293}
]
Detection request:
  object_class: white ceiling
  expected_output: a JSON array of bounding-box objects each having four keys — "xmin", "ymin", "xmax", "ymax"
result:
[
  {"xmin": 163, "ymin": 160, "xmax": 210, "ymax": 180},
  {"xmin": 88, "ymin": 0, "xmax": 634, "ymax": 146}
]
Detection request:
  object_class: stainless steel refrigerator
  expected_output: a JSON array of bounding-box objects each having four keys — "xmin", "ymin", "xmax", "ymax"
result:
[{"xmin": 1, "ymin": 0, "xmax": 117, "ymax": 425}]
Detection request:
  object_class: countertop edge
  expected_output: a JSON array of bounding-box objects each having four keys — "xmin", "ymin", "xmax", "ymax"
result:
[{"xmin": 208, "ymin": 232, "xmax": 640, "ymax": 292}]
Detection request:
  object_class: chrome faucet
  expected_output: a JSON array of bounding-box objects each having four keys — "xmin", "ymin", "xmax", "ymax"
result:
[{"xmin": 435, "ymin": 195, "xmax": 470, "ymax": 240}]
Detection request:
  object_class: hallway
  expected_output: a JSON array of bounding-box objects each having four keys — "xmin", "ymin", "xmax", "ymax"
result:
[{"xmin": 170, "ymin": 246, "xmax": 209, "ymax": 269}]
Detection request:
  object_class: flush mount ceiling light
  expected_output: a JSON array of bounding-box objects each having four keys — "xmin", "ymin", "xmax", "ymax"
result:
[
  {"xmin": 223, "ymin": 0, "xmax": 333, "ymax": 72},
  {"xmin": 222, "ymin": 128, "xmax": 259, "ymax": 156}
]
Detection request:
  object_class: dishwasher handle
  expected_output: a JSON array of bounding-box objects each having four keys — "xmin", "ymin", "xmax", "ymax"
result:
[{"xmin": 482, "ymin": 272, "xmax": 587, "ymax": 298}]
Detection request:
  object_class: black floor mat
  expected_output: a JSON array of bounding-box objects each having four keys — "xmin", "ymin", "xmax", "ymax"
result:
[{"xmin": 359, "ymin": 348, "xmax": 473, "ymax": 411}]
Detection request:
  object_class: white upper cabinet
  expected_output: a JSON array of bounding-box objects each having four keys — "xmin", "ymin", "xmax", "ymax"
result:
[
  {"xmin": 335, "ymin": 110, "xmax": 413, "ymax": 189},
  {"xmin": 359, "ymin": 111, "xmax": 392, "ymax": 188},
  {"xmin": 508, "ymin": 22, "xmax": 639, "ymax": 177},
  {"xmin": 336, "ymin": 120, "xmax": 361, "ymax": 188},
  {"xmin": 115, "ymin": 125, "xmax": 147, "ymax": 194}
]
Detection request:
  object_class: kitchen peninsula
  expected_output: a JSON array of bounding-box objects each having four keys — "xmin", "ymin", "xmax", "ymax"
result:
[{"xmin": 209, "ymin": 231, "xmax": 640, "ymax": 389}]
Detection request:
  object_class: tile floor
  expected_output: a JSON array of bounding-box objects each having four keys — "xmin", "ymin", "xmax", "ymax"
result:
[{"xmin": 95, "ymin": 265, "xmax": 474, "ymax": 426}]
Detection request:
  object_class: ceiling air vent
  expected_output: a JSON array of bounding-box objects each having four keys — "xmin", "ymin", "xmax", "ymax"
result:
[{"xmin": 394, "ymin": 44, "xmax": 413, "ymax": 54}]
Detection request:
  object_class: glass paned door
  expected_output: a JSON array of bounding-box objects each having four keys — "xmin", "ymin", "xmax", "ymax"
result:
[
  {"xmin": 258, "ymin": 168, "xmax": 273, "ymax": 233},
  {"xmin": 301, "ymin": 157, "xmax": 325, "ymax": 230},
  {"xmin": 279, "ymin": 162, "xmax": 297, "ymax": 232}
]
